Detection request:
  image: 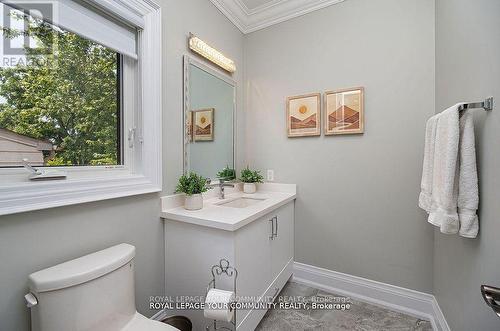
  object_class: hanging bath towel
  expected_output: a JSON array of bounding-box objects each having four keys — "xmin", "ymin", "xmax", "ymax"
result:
[
  {"xmin": 419, "ymin": 113, "xmax": 440, "ymax": 213},
  {"xmin": 419, "ymin": 104, "xmax": 479, "ymax": 238},
  {"xmin": 456, "ymin": 111, "xmax": 479, "ymax": 238}
]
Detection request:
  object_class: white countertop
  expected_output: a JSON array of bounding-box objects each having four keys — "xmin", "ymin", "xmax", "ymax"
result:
[{"xmin": 160, "ymin": 183, "xmax": 296, "ymax": 231}]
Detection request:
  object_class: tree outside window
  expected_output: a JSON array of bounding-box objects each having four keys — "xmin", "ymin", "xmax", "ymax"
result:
[{"xmin": 0, "ymin": 6, "xmax": 120, "ymax": 167}]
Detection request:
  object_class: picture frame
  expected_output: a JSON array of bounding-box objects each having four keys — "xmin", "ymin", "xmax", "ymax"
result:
[
  {"xmin": 324, "ymin": 87, "xmax": 364, "ymax": 135},
  {"xmin": 192, "ymin": 108, "xmax": 214, "ymax": 141},
  {"xmin": 286, "ymin": 93, "xmax": 321, "ymax": 137}
]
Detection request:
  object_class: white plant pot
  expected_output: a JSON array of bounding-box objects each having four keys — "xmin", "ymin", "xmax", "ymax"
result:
[
  {"xmin": 184, "ymin": 194, "xmax": 203, "ymax": 210},
  {"xmin": 243, "ymin": 183, "xmax": 257, "ymax": 194}
]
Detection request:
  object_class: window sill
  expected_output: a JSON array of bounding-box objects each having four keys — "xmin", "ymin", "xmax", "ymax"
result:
[{"xmin": 0, "ymin": 174, "xmax": 161, "ymax": 215}]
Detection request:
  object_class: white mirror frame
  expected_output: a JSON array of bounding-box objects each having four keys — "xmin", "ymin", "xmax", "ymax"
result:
[{"xmin": 183, "ymin": 55, "xmax": 237, "ymax": 180}]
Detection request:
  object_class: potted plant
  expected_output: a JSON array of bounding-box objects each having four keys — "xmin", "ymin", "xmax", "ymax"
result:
[
  {"xmin": 217, "ymin": 165, "xmax": 236, "ymax": 181},
  {"xmin": 175, "ymin": 172, "xmax": 211, "ymax": 210},
  {"xmin": 240, "ymin": 166, "xmax": 264, "ymax": 194}
]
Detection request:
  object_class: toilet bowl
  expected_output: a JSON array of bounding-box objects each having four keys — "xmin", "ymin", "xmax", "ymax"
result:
[{"xmin": 25, "ymin": 243, "xmax": 179, "ymax": 331}]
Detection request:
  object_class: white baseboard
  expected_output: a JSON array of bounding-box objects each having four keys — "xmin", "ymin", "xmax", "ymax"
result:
[{"xmin": 292, "ymin": 262, "xmax": 450, "ymax": 331}]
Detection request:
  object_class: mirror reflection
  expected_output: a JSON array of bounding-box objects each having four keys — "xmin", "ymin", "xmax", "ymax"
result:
[{"xmin": 184, "ymin": 56, "xmax": 235, "ymax": 180}]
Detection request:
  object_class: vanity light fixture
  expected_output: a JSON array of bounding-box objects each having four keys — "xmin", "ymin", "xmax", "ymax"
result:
[{"xmin": 188, "ymin": 34, "xmax": 236, "ymax": 73}]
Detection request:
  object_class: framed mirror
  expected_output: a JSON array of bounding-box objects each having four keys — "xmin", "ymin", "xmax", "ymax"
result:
[{"xmin": 183, "ymin": 55, "xmax": 236, "ymax": 181}]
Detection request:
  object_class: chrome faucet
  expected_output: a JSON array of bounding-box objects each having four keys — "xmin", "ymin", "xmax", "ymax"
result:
[{"xmin": 210, "ymin": 178, "xmax": 235, "ymax": 199}]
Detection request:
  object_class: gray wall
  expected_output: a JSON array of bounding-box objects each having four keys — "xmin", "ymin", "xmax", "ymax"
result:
[
  {"xmin": 0, "ymin": 1, "xmax": 244, "ymax": 330},
  {"xmin": 0, "ymin": 195, "xmax": 163, "ymax": 331},
  {"xmin": 163, "ymin": 0, "xmax": 245, "ymax": 194},
  {"xmin": 244, "ymin": 0, "xmax": 436, "ymax": 292},
  {"xmin": 433, "ymin": 0, "xmax": 500, "ymax": 330}
]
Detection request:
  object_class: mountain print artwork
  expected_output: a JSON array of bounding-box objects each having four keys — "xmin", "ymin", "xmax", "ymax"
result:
[
  {"xmin": 193, "ymin": 108, "xmax": 214, "ymax": 141},
  {"xmin": 287, "ymin": 93, "xmax": 321, "ymax": 137},
  {"xmin": 325, "ymin": 87, "xmax": 364, "ymax": 135},
  {"xmin": 196, "ymin": 123, "xmax": 211, "ymax": 135},
  {"xmin": 328, "ymin": 105, "xmax": 359, "ymax": 130},
  {"xmin": 291, "ymin": 113, "xmax": 317, "ymax": 130}
]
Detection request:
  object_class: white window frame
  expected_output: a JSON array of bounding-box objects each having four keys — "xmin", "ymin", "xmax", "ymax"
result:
[{"xmin": 0, "ymin": 0, "xmax": 162, "ymax": 215}]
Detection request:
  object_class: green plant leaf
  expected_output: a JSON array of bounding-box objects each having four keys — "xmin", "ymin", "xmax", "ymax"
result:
[
  {"xmin": 239, "ymin": 166, "xmax": 264, "ymax": 183},
  {"xmin": 175, "ymin": 172, "xmax": 211, "ymax": 195},
  {"xmin": 217, "ymin": 165, "xmax": 236, "ymax": 180}
]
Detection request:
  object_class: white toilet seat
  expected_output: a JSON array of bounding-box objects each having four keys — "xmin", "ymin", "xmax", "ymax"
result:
[{"xmin": 122, "ymin": 312, "xmax": 180, "ymax": 331}]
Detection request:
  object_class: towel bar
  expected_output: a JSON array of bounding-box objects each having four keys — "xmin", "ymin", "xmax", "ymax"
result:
[{"xmin": 458, "ymin": 97, "xmax": 493, "ymax": 112}]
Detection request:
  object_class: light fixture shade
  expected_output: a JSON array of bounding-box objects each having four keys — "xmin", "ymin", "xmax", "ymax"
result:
[{"xmin": 189, "ymin": 34, "xmax": 236, "ymax": 73}]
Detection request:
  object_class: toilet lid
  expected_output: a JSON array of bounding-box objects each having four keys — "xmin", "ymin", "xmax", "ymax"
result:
[{"xmin": 122, "ymin": 313, "xmax": 180, "ymax": 331}]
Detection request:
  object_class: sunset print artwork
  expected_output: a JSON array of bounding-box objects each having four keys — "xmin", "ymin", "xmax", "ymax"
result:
[
  {"xmin": 286, "ymin": 93, "xmax": 321, "ymax": 137},
  {"xmin": 193, "ymin": 108, "xmax": 214, "ymax": 141},
  {"xmin": 325, "ymin": 87, "xmax": 364, "ymax": 135}
]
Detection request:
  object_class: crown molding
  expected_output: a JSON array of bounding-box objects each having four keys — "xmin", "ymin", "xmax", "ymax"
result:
[{"xmin": 209, "ymin": 0, "xmax": 346, "ymax": 34}]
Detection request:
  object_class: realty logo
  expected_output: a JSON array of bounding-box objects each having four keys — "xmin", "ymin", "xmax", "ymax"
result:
[{"xmin": 1, "ymin": 1, "xmax": 56, "ymax": 61}]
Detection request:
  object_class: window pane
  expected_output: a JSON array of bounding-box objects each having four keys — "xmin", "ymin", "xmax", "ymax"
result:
[{"xmin": 0, "ymin": 5, "xmax": 121, "ymax": 167}]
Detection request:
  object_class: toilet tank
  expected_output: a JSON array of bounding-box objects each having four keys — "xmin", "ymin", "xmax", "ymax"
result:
[{"xmin": 27, "ymin": 244, "xmax": 137, "ymax": 331}]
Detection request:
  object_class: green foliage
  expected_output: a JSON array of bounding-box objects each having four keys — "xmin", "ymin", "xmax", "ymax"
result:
[
  {"xmin": 217, "ymin": 165, "xmax": 236, "ymax": 180},
  {"xmin": 175, "ymin": 172, "xmax": 211, "ymax": 196},
  {"xmin": 0, "ymin": 14, "xmax": 118, "ymax": 166},
  {"xmin": 240, "ymin": 166, "xmax": 264, "ymax": 183}
]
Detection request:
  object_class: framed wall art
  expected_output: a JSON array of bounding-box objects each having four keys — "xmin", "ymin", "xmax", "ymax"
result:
[
  {"xmin": 325, "ymin": 87, "xmax": 364, "ymax": 135},
  {"xmin": 193, "ymin": 108, "xmax": 214, "ymax": 141},
  {"xmin": 286, "ymin": 93, "xmax": 321, "ymax": 137}
]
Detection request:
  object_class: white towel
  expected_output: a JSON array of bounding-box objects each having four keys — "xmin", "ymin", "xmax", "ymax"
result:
[
  {"xmin": 428, "ymin": 105, "xmax": 461, "ymax": 234},
  {"xmin": 419, "ymin": 104, "xmax": 479, "ymax": 238},
  {"xmin": 457, "ymin": 111, "xmax": 479, "ymax": 238},
  {"xmin": 419, "ymin": 114, "xmax": 439, "ymax": 213}
]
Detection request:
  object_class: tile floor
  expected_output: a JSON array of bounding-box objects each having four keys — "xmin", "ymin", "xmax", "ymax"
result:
[{"xmin": 256, "ymin": 282, "xmax": 433, "ymax": 331}]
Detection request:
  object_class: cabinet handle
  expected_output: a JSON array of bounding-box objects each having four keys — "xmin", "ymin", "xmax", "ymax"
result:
[
  {"xmin": 274, "ymin": 216, "xmax": 278, "ymax": 238},
  {"xmin": 269, "ymin": 218, "xmax": 274, "ymax": 240}
]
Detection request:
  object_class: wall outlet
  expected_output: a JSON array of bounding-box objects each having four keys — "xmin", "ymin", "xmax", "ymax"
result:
[{"xmin": 267, "ymin": 169, "xmax": 274, "ymax": 182}]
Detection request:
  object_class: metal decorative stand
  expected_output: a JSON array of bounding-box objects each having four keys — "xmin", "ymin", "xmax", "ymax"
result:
[{"xmin": 205, "ymin": 259, "xmax": 238, "ymax": 331}]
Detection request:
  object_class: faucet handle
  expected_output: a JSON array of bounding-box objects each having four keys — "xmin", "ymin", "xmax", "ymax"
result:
[{"xmin": 22, "ymin": 158, "xmax": 41, "ymax": 175}]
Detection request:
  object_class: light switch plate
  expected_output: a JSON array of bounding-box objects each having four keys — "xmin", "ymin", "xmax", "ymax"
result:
[{"xmin": 267, "ymin": 169, "xmax": 274, "ymax": 182}]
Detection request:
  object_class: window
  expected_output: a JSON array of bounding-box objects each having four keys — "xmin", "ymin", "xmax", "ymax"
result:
[
  {"xmin": 0, "ymin": 10, "xmax": 122, "ymax": 167},
  {"xmin": 0, "ymin": 0, "xmax": 162, "ymax": 215}
]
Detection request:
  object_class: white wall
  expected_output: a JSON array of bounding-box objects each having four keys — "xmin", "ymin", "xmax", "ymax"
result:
[
  {"xmin": 0, "ymin": 1, "xmax": 244, "ymax": 330},
  {"xmin": 433, "ymin": 1, "xmax": 500, "ymax": 330},
  {"xmin": 244, "ymin": 0, "xmax": 436, "ymax": 292}
]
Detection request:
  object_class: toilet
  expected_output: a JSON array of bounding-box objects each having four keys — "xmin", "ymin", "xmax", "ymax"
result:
[{"xmin": 24, "ymin": 243, "xmax": 179, "ymax": 331}]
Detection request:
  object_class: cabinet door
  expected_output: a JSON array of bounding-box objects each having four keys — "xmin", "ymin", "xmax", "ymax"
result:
[
  {"xmin": 271, "ymin": 202, "xmax": 294, "ymax": 277},
  {"xmin": 234, "ymin": 215, "xmax": 273, "ymax": 324}
]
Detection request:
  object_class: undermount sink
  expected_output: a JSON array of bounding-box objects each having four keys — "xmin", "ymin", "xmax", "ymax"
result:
[{"xmin": 216, "ymin": 197, "xmax": 266, "ymax": 208}]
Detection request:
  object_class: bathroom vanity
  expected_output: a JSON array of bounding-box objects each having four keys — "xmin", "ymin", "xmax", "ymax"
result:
[
  {"xmin": 170, "ymin": 54, "xmax": 296, "ymax": 330},
  {"xmin": 161, "ymin": 183, "xmax": 296, "ymax": 331}
]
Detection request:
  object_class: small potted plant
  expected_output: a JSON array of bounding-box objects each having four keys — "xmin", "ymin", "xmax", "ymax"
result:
[
  {"xmin": 217, "ymin": 165, "xmax": 236, "ymax": 181},
  {"xmin": 175, "ymin": 172, "xmax": 211, "ymax": 210},
  {"xmin": 240, "ymin": 166, "xmax": 264, "ymax": 194}
]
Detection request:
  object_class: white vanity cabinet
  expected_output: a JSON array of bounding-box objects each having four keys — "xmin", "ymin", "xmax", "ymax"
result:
[
  {"xmin": 234, "ymin": 202, "xmax": 294, "ymax": 329},
  {"xmin": 164, "ymin": 198, "xmax": 295, "ymax": 331},
  {"xmin": 271, "ymin": 202, "xmax": 294, "ymax": 276}
]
